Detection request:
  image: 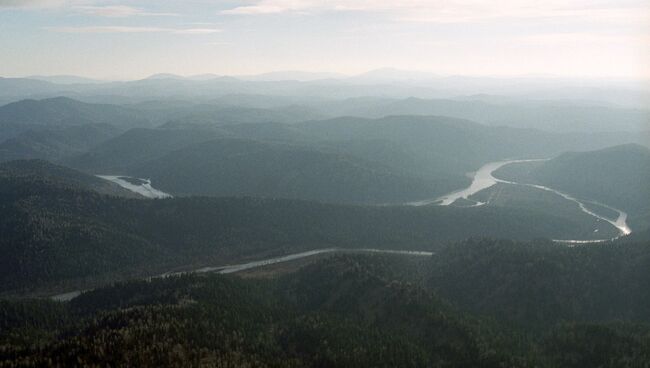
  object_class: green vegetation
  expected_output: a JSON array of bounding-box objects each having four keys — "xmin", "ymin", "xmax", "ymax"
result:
[
  {"xmin": 1, "ymin": 93, "xmax": 649, "ymax": 366},
  {"xmin": 0, "ymin": 124, "xmax": 119, "ymax": 163},
  {"xmin": 65, "ymin": 127, "xmax": 224, "ymax": 173},
  {"xmin": 428, "ymin": 238, "xmax": 650, "ymax": 325},
  {"xmin": 0, "ymin": 97, "xmax": 150, "ymax": 141},
  {"xmin": 3, "ymin": 97, "xmax": 644, "ymax": 207},
  {"xmin": 469, "ymin": 183, "xmax": 620, "ymax": 240},
  {"xmin": 0, "ymin": 160, "xmax": 592, "ymax": 294},
  {"xmin": 132, "ymin": 138, "xmax": 447, "ymax": 204},
  {"xmin": 0, "ymin": 159, "xmax": 138, "ymax": 198},
  {"xmin": 494, "ymin": 144, "xmax": 650, "ymax": 231},
  {"xmin": 2, "ymin": 249, "xmax": 650, "ymax": 367}
]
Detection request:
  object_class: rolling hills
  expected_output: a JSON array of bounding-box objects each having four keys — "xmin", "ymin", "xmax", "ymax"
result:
[
  {"xmin": 130, "ymin": 138, "xmax": 447, "ymax": 204},
  {"xmin": 0, "ymin": 160, "xmax": 595, "ymax": 294},
  {"xmin": 494, "ymin": 144, "xmax": 650, "ymax": 231},
  {"xmin": 312, "ymin": 96, "xmax": 650, "ymax": 133},
  {"xmin": 0, "ymin": 124, "xmax": 119, "ymax": 163},
  {"xmin": 2, "ymin": 246, "xmax": 650, "ymax": 367},
  {"xmin": 0, "ymin": 72, "xmax": 649, "ymax": 368},
  {"xmin": 61, "ymin": 113, "xmax": 645, "ymax": 205},
  {"xmin": 0, "ymin": 97, "xmax": 150, "ymax": 141}
]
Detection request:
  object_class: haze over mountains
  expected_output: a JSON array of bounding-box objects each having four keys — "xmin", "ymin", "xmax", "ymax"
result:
[
  {"xmin": 2, "ymin": 0, "xmax": 649, "ymax": 363},
  {"xmin": 0, "ymin": 72, "xmax": 647, "ymax": 253},
  {"xmin": 0, "ymin": 74, "xmax": 647, "ymax": 231},
  {"xmin": 0, "ymin": 71, "xmax": 649, "ymax": 367},
  {"xmin": 2, "ymin": 71, "xmax": 649, "ymax": 108}
]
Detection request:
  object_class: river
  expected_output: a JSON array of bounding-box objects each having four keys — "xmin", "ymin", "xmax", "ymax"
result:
[
  {"xmin": 65, "ymin": 160, "xmax": 630, "ymax": 301},
  {"xmin": 51, "ymin": 248, "xmax": 433, "ymax": 301},
  {"xmin": 408, "ymin": 159, "xmax": 546, "ymax": 206},
  {"xmin": 97, "ymin": 175, "xmax": 172, "ymax": 199},
  {"xmin": 410, "ymin": 159, "xmax": 631, "ymax": 243}
]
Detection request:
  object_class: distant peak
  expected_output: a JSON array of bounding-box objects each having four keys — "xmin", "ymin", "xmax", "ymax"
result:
[{"xmin": 144, "ymin": 73, "xmax": 185, "ymax": 80}]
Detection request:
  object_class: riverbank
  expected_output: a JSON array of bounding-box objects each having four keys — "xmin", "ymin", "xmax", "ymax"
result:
[
  {"xmin": 51, "ymin": 248, "xmax": 434, "ymax": 301},
  {"xmin": 416, "ymin": 159, "xmax": 632, "ymax": 243}
]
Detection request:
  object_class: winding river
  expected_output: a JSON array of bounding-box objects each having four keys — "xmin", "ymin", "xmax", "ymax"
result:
[
  {"xmin": 410, "ymin": 159, "xmax": 631, "ymax": 243},
  {"xmin": 408, "ymin": 159, "xmax": 546, "ymax": 206},
  {"xmin": 58, "ymin": 160, "xmax": 631, "ymax": 302}
]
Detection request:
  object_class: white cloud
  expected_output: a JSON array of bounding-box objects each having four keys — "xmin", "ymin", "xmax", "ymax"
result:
[
  {"xmin": 221, "ymin": 0, "xmax": 317, "ymax": 15},
  {"xmin": 1, "ymin": 1, "xmax": 179, "ymax": 17},
  {"xmin": 174, "ymin": 28, "xmax": 221, "ymax": 34},
  {"xmin": 50, "ymin": 26, "xmax": 168, "ymax": 33},
  {"xmin": 511, "ymin": 32, "xmax": 650, "ymax": 48},
  {"xmin": 0, "ymin": 0, "xmax": 73, "ymax": 8},
  {"xmin": 74, "ymin": 5, "xmax": 178, "ymax": 17},
  {"xmin": 49, "ymin": 26, "xmax": 221, "ymax": 34},
  {"xmin": 220, "ymin": 0, "xmax": 650, "ymax": 25}
]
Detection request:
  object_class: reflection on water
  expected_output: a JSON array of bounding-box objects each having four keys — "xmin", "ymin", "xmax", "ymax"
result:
[
  {"xmin": 411, "ymin": 158, "xmax": 631, "ymax": 243},
  {"xmin": 51, "ymin": 248, "xmax": 433, "ymax": 301},
  {"xmin": 97, "ymin": 175, "xmax": 172, "ymax": 199},
  {"xmin": 409, "ymin": 159, "xmax": 546, "ymax": 206}
]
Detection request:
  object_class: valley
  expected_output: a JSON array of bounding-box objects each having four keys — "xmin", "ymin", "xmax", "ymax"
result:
[
  {"xmin": 0, "ymin": 71, "xmax": 648, "ymax": 367},
  {"xmin": 51, "ymin": 248, "xmax": 435, "ymax": 301}
]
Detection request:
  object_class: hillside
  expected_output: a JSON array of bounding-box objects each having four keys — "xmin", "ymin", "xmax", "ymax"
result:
[
  {"xmin": 428, "ymin": 238, "xmax": 650, "ymax": 326},
  {"xmin": 65, "ymin": 127, "xmax": 225, "ymax": 173},
  {"xmin": 494, "ymin": 144, "xmax": 650, "ymax": 230},
  {"xmin": 0, "ymin": 97, "xmax": 150, "ymax": 141},
  {"xmin": 0, "ymin": 161, "xmax": 594, "ymax": 294},
  {"xmin": 160, "ymin": 105, "xmax": 324, "ymax": 127},
  {"xmin": 130, "ymin": 138, "xmax": 451, "ymax": 204},
  {"xmin": 2, "ymin": 252, "xmax": 649, "ymax": 367},
  {"xmin": 0, "ymin": 124, "xmax": 119, "ymax": 162},
  {"xmin": 61, "ymin": 114, "xmax": 647, "ymax": 205},
  {"xmin": 313, "ymin": 96, "xmax": 650, "ymax": 132},
  {"xmin": 0, "ymin": 258, "xmax": 521, "ymax": 367},
  {"xmin": 0, "ymin": 159, "xmax": 139, "ymax": 198},
  {"xmin": 293, "ymin": 115, "xmax": 641, "ymax": 179}
]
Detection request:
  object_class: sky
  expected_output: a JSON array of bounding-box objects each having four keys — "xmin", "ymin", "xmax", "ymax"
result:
[{"xmin": 0, "ymin": 0, "xmax": 649, "ymax": 80}]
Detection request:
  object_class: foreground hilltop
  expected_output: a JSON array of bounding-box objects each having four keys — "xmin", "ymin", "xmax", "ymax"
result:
[{"xmin": 2, "ymin": 243, "xmax": 650, "ymax": 367}]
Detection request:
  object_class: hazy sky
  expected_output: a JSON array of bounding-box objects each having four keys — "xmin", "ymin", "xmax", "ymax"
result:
[{"xmin": 0, "ymin": 0, "xmax": 648, "ymax": 79}]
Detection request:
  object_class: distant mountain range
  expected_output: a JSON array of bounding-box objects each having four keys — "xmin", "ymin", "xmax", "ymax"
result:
[
  {"xmin": 2, "ymin": 71, "xmax": 648, "ymax": 111},
  {"xmin": 0, "ymin": 96, "xmax": 645, "ymax": 205},
  {"xmin": 1, "ymin": 68, "xmax": 650, "ymax": 368},
  {"xmin": 0, "ymin": 124, "xmax": 118, "ymax": 162},
  {"xmin": 0, "ymin": 97, "xmax": 150, "ymax": 141}
]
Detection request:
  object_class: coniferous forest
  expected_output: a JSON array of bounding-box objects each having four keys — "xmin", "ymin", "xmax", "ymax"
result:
[
  {"xmin": 2, "ymin": 243, "xmax": 650, "ymax": 367},
  {"xmin": 1, "ymin": 4, "xmax": 650, "ymax": 364}
]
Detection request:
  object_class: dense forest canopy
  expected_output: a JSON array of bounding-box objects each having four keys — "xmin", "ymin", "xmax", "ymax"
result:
[
  {"xmin": 2, "ymin": 245, "xmax": 650, "ymax": 367},
  {"xmin": 0, "ymin": 68, "xmax": 648, "ymax": 367},
  {"xmin": 0, "ymin": 160, "xmax": 591, "ymax": 294}
]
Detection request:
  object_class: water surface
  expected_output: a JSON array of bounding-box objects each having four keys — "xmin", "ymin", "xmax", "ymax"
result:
[
  {"xmin": 412, "ymin": 159, "xmax": 631, "ymax": 243},
  {"xmin": 97, "ymin": 175, "xmax": 172, "ymax": 199}
]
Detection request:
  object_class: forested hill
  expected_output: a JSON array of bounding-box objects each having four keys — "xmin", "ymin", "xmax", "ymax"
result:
[
  {"xmin": 495, "ymin": 144, "xmax": 650, "ymax": 230},
  {"xmin": 534, "ymin": 144, "xmax": 650, "ymax": 212},
  {"xmin": 2, "ymin": 249, "xmax": 649, "ymax": 367},
  {"xmin": 0, "ymin": 258, "xmax": 531, "ymax": 367},
  {"xmin": 0, "ymin": 159, "xmax": 139, "ymax": 198},
  {"xmin": 0, "ymin": 124, "xmax": 119, "ymax": 163},
  {"xmin": 428, "ymin": 238, "xmax": 650, "ymax": 326},
  {"xmin": 293, "ymin": 115, "xmax": 643, "ymax": 173},
  {"xmin": 0, "ymin": 97, "xmax": 150, "ymax": 141},
  {"xmin": 129, "ymin": 138, "xmax": 450, "ymax": 204},
  {"xmin": 0, "ymin": 159, "xmax": 591, "ymax": 294}
]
